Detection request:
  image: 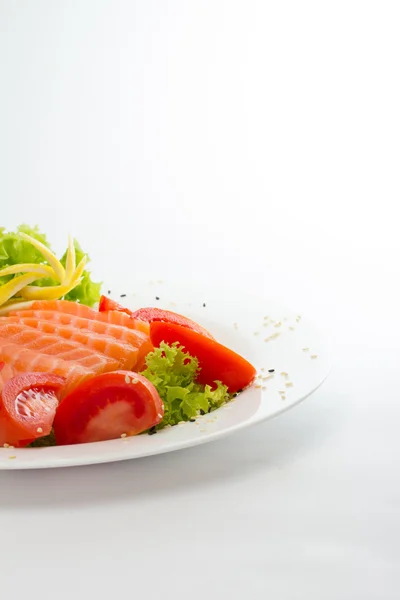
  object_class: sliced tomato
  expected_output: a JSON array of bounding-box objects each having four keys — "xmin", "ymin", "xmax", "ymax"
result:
[
  {"xmin": 129, "ymin": 307, "xmax": 214, "ymax": 339},
  {"xmin": 0, "ymin": 373, "xmax": 65, "ymax": 447},
  {"xmin": 99, "ymin": 296, "xmax": 213, "ymax": 338},
  {"xmin": 98, "ymin": 295, "xmax": 134, "ymax": 315},
  {"xmin": 150, "ymin": 321, "xmax": 256, "ymax": 394},
  {"xmin": 53, "ymin": 371, "xmax": 164, "ymax": 445}
]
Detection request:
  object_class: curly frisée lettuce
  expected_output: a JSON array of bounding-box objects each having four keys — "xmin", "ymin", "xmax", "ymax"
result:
[
  {"xmin": 142, "ymin": 342, "xmax": 231, "ymax": 428},
  {"xmin": 0, "ymin": 225, "xmax": 101, "ymax": 307}
]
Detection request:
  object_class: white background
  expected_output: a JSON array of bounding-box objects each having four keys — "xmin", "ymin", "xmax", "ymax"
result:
[{"xmin": 1, "ymin": 1, "xmax": 399, "ymax": 599}]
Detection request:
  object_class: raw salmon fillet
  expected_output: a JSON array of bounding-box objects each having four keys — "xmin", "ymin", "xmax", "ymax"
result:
[
  {"xmin": 0, "ymin": 317, "xmax": 139, "ymax": 371},
  {"xmin": 0, "ymin": 322, "xmax": 124, "ymax": 373},
  {"xmin": 7, "ymin": 310, "xmax": 153, "ymax": 370},
  {"xmin": 0, "ymin": 338, "xmax": 91, "ymax": 394},
  {"xmin": 11, "ymin": 300, "xmax": 150, "ymax": 335},
  {"xmin": 0, "ymin": 361, "xmax": 15, "ymax": 393}
]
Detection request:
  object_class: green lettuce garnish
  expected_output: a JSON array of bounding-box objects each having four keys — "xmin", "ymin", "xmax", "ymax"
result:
[
  {"xmin": 29, "ymin": 430, "xmax": 56, "ymax": 447},
  {"xmin": 142, "ymin": 342, "xmax": 231, "ymax": 428},
  {"xmin": 0, "ymin": 224, "xmax": 101, "ymax": 306}
]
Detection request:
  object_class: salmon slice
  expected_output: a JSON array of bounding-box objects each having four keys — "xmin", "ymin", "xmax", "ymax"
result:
[
  {"xmin": 0, "ymin": 317, "xmax": 139, "ymax": 371},
  {"xmin": 0, "ymin": 322, "xmax": 121, "ymax": 373},
  {"xmin": 0, "ymin": 361, "xmax": 15, "ymax": 394},
  {"xmin": 0, "ymin": 338, "xmax": 91, "ymax": 395},
  {"xmin": 11, "ymin": 300, "xmax": 150, "ymax": 335},
  {"xmin": 7, "ymin": 310, "xmax": 153, "ymax": 370}
]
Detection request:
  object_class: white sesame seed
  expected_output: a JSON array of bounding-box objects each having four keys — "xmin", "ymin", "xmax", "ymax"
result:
[
  {"xmin": 260, "ymin": 367, "xmax": 265, "ymax": 372},
  {"xmin": 124, "ymin": 374, "xmax": 130, "ymax": 384},
  {"xmin": 9, "ymin": 456, "xmax": 16, "ymax": 460},
  {"xmin": 131, "ymin": 378, "xmax": 139, "ymax": 384},
  {"xmin": 285, "ymin": 382, "xmax": 293, "ymax": 388},
  {"xmin": 3, "ymin": 443, "xmax": 9, "ymax": 448},
  {"xmin": 254, "ymin": 384, "xmax": 262, "ymax": 389},
  {"xmin": 264, "ymin": 332, "xmax": 281, "ymax": 342},
  {"xmin": 311, "ymin": 355, "xmax": 318, "ymax": 359},
  {"xmin": 302, "ymin": 347, "xmax": 309, "ymax": 352},
  {"xmin": 120, "ymin": 433, "xmax": 127, "ymax": 438},
  {"xmin": 263, "ymin": 315, "xmax": 269, "ymax": 320},
  {"xmin": 281, "ymin": 395, "xmax": 286, "ymax": 401},
  {"xmin": 36, "ymin": 427, "xmax": 43, "ymax": 434},
  {"xmin": 279, "ymin": 390, "xmax": 286, "ymax": 394},
  {"xmin": 253, "ymin": 331, "xmax": 260, "ymax": 336},
  {"xmin": 8, "ymin": 445, "xmax": 14, "ymax": 449},
  {"xmin": 178, "ymin": 420, "xmax": 186, "ymax": 425},
  {"xmin": 280, "ymin": 371, "xmax": 288, "ymax": 377},
  {"xmin": 158, "ymin": 413, "xmax": 163, "ymax": 419},
  {"xmin": 274, "ymin": 322, "xmax": 282, "ymax": 328}
]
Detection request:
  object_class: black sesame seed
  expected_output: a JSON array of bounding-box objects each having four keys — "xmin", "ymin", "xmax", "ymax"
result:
[
  {"xmin": 208, "ymin": 406, "xmax": 212, "ymax": 413},
  {"xmin": 203, "ymin": 303, "xmax": 206, "ymax": 307},
  {"xmin": 236, "ymin": 388, "xmax": 243, "ymax": 394},
  {"xmin": 189, "ymin": 418, "xmax": 196, "ymax": 422},
  {"xmin": 107, "ymin": 290, "xmax": 111, "ymax": 295},
  {"xmin": 155, "ymin": 296, "xmax": 160, "ymax": 300},
  {"xmin": 148, "ymin": 430, "xmax": 157, "ymax": 435},
  {"xmin": 199, "ymin": 409, "xmax": 205, "ymax": 415},
  {"xmin": 148, "ymin": 426, "xmax": 157, "ymax": 435},
  {"xmin": 120, "ymin": 294, "xmax": 126, "ymax": 298},
  {"xmin": 268, "ymin": 369, "xmax": 275, "ymax": 373}
]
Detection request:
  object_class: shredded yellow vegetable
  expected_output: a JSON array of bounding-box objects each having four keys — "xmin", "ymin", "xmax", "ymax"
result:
[{"xmin": 0, "ymin": 233, "xmax": 88, "ymax": 308}]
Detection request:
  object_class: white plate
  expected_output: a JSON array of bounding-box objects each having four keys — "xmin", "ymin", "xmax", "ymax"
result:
[{"xmin": 0, "ymin": 280, "xmax": 331, "ymax": 469}]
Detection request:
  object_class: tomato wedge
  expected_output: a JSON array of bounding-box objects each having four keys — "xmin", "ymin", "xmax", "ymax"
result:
[
  {"xmin": 130, "ymin": 307, "xmax": 214, "ymax": 339},
  {"xmin": 99, "ymin": 296, "xmax": 213, "ymax": 339},
  {"xmin": 150, "ymin": 321, "xmax": 256, "ymax": 394},
  {"xmin": 0, "ymin": 373, "xmax": 65, "ymax": 447},
  {"xmin": 98, "ymin": 295, "xmax": 135, "ymax": 316},
  {"xmin": 53, "ymin": 371, "xmax": 164, "ymax": 445}
]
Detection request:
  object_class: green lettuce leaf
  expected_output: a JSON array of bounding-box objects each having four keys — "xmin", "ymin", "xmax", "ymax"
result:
[
  {"xmin": 0, "ymin": 224, "xmax": 51, "ymax": 286},
  {"xmin": 28, "ymin": 430, "xmax": 57, "ymax": 447},
  {"xmin": 0, "ymin": 225, "xmax": 101, "ymax": 306},
  {"xmin": 142, "ymin": 342, "xmax": 231, "ymax": 428}
]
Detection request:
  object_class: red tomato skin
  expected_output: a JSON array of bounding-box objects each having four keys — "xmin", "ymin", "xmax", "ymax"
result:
[
  {"xmin": 0, "ymin": 373, "xmax": 65, "ymax": 447},
  {"xmin": 99, "ymin": 297, "xmax": 213, "ymax": 339},
  {"xmin": 129, "ymin": 307, "xmax": 214, "ymax": 339},
  {"xmin": 53, "ymin": 371, "xmax": 164, "ymax": 445},
  {"xmin": 149, "ymin": 322, "xmax": 256, "ymax": 394},
  {"xmin": 98, "ymin": 295, "xmax": 135, "ymax": 316}
]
